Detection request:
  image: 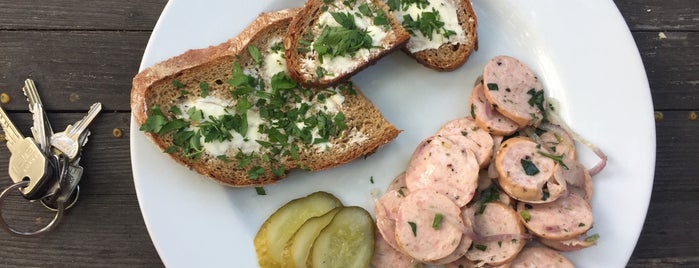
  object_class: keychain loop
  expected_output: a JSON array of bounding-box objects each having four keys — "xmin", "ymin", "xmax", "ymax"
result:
[{"xmin": 0, "ymin": 181, "xmax": 64, "ymax": 236}]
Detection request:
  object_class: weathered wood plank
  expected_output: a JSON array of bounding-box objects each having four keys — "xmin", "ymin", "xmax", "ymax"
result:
[
  {"xmin": 0, "ymin": 0, "xmax": 167, "ymax": 31},
  {"xmin": 615, "ymin": 0, "xmax": 699, "ymax": 31},
  {"xmin": 0, "ymin": 194, "xmax": 163, "ymax": 267},
  {"xmin": 0, "ymin": 31, "xmax": 151, "ymax": 112},
  {"xmin": 633, "ymin": 31, "xmax": 699, "ymax": 110},
  {"xmin": 629, "ymin": 111, "xmax": 699, "ymax": 263}
]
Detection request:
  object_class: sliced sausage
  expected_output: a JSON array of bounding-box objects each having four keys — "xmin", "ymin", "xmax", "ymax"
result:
[
  {"xmin": 425, "ymin": 231, "xmax": 473, "ymax": 265},
  {"xmin": 387, "ymin": 172, "xmax": 408, "ymax": 193},
  {"xmin": 436, "ymin": 117, "xmax": 495, "ymax": 168},
  {"xmin": 465, "ymin": 202, "xmax": 526, "ymax": 266},
  {"xmin": 445, "ymin": 257, "xmax": 512, "ymax": 268},
  {"xmin": 395, "ymin": 190, "xmax": 464, "ymax": 263},
  {"xmin": 538, "ymin": 232, "xmax": 599, "ymax": 252},
  {"xmin": 371, "ymin": 230, "xmax": 422, "ymax": 268},
  {"xmin": 554, "ymin": 159, "xmax": 593, "ymax": 203},
  {"xmin": 495, "ymin": 137, "xmax": 565, "ymax": 203},
  {"xmin": 405, "ymin": 136, "xmax": 479, "ymax": 207},
  {"xmin": 537, "ymin": 123, "xmax": 576, "ymax": 160},
  {"xmin": 482, "ymin": 55, "xmax": 546, "ymax": 127},
  {"xmin": 488, "ymin": 135, "xmax": 504, "ymax": 179},
  {"xmin": 517, "ymin": 193, "xmax": 593, "ymax": 240},
  {"xmin": 470, "ymin": 82, "xmax": 519, "ymax": 136},
  {"xmin": 375, "ymin": 189, "xmax": 407, "ymax": 252},
  {"xmin": 509, "ymin": 246, "xmax": 575, "ymax": 268}
]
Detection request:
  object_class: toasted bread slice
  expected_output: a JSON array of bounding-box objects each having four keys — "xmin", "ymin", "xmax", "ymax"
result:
[
  {"xmin": 387, "ymin": 0, "xmax": 478, "ymax": 71},
  {"xmin": 284, "ymin": 0, "xmax": 410, "ymax": 88},
  {"xmin": 131, "ymin": 9, "xmax": 400, "ymax": 187}
]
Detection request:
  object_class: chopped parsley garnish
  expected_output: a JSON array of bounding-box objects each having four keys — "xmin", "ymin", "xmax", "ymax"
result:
[
  {"xmin": 521, "ymin": 158, "xmax": 540, "ymax": 176},
  {"xmin": 388, "ymin": 0, "xmax": 429, "ymax": 11},
  {"xmin": 474, "ymin": 244, "xmax": 487, "ymax": 251},
  {"xmin": 470, "ymin": 103, "xmax": 476, "ymax": 119},
  {"xmin": 527, "ymin": 88, "xmax": 546, "ymax": 116},
  {"xmin": 248, "ymin": 45, "xmax": 262, "ymax": 66},
  {"xmin": 172, "ymin": 79, "xmax": 185, "ymax": 88},
  {"xmin": 255, "ymin": 187, "xmax": 266, "ymax": 195},
  {"xmin": 538, "ymin": 151, "xmax": 570, "ymax": 169},
  {"xmin": 142, "ymin": 40, "xmax": 349, "ymax": 181},
  {"xmin": 578, "ymin": 222, "xmax": 586, "ymax": 227},
  {"xmin": 432, "ymin": 213, "xmax": 443, "ymax": 229},
  {"xmin": 408, "ymin": 221, "xmax": 417, "ymax": 236},
  {"xmin": 200, "ymin": 81, "xmax": 209, "ymax": 98},
  {"xmin": 487, "ymin": 83, "xmax": 499, "ymax": 91},
  {"xmin": 401, "ymin": 9, "xmax": 454, "ymax": 40},
  {"xmin": 313, "ymin": 12, "xmax": 376, "ymax": 63},
  {"xmin": 477, "ymin": 185, "xmax": 501, "ymax": 214}
]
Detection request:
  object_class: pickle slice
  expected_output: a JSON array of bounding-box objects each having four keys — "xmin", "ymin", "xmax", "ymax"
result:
[
  {"xmin": 308, "ymin": 206, "xmax": 375, "ymax": 268},
  {"xmin": 281, "ymin": 207, "xmax": 342, "ymax": 268},
  {"xmin": 255, "ymin": 191, "xmax": 343, "ymax": 268}
]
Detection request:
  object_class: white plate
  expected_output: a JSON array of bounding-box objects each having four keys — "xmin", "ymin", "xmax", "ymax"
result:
[{"xmin": 130, "ymin": 0, "xmax": 655, "ymax": 267}]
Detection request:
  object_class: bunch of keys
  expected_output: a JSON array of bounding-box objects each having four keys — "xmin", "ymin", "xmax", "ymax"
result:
[{"xmin": 0, "ymin": 78, "xmax": 101, "ymax": 236}]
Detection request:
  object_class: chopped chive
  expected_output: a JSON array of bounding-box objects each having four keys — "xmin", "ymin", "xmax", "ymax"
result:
[
  {"xmin": 487, "ymin": 83, "xmax": 499, "ymax": 91},
  {"xmin": 255, "ymin": 187, "xmax": 266, "ymax": 195},
  {"xmin": 432, "ymin": 213, "xmax": 443, "ymax": 229},
  {"xmin": 408, "ymin": 221, "xmax": 417, "ymax": 236}
]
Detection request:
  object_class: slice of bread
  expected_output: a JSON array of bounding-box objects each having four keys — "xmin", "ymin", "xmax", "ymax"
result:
[
  {"xmin": 387, "ymin": 0, "xmax": 478, "ymax": 71},
  {"xmin": 131, "ymin": 9, "xmax": 401, "ymax": 187},
  {"xmin": 284, "ymin": 0, "xmax": 410, "ymax": 88}
]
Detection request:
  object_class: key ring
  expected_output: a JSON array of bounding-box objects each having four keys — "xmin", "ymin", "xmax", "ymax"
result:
[{"xmin": 0, "ymin": 181, "xmax": 64, "ymax": 236}]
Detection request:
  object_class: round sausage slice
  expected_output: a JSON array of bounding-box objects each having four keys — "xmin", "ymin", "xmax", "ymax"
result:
[
  {"xmin": 509, "ymin": 247, "xmax": 575, "ymax": 268},
  {"xmin": 445, "ymin": 257, "xmax": 512, "ymax": 268},
  {"xmin": 482, "ymin": 55, "xmax": 546, "ymax": 127},
  {"xmin": 375, "ymin": 189, "xmax": 407, "ymax": 252},
  {"xmin": 371, "ymin": 231, "xmax": 420, "ymax": 268},
  {"xmin": 517, "ymin": 193, "xmax": 593, "ymax": 240},
  {"xmin": 487, "ymin": 135, "xmax": 504, "ymax": 179},
  {"xmin": 395, "ymin": 190, "xmax": 464, "ymax": 263},
  {"xmin": 537, "ymin": 123, "xmax": 576, "ymax": 160},
  {"xmin": 469, "ymin": 82, "xmax": 519, "ymax": 136},
  {"xmin": 538, "ymin": 232, "xmax": 599, "ymax": 252},
  {"xmin": 405, "ymin": 136, "xmax": 479, "ymax": 207},
  {"xmin": 495, "ymin": 137, "xmax": 565, "ymax": 203},
  {"xmin": 465, "ymin": 202, "xmax": 526, "ymax": 266},
  {"xmin": 436, "ymin": 117, "xmax": 495, "ymax": 168}
]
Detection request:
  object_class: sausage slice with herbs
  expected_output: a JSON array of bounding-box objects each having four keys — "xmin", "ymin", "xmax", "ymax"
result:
[
  {"xmin": 495, "ymin": 137, "xmax": 566, "ymax": 203},
  {"xmin": 405, "ymin": 136, "xmax": 480, "ymax": 207},
  {"xmin": 517, "ymin": 193, "xmax": 593, "ymax": 240},
  {"xmin": 509, "ymin": 246, "xmax": 575, "ymax": 268},
  {"xmin": 436, "ymin": 117, "xmax": 495, "ymax": 168},
  {"xmin": 469, "ymin": 82, "xmax": 519, "ymax": 136},
  {"xmin": 375, "ymin": 188, "xmax": 408, "ymax": 252},
  {"xmin": 395, "ymin": 190, "xmax": 464, "ymax": 263},
  {"xmin": 465, "ymin": 202, "xmax": 526, "ymax": 266},
  {"xmin": 482, "ymin": 55, "xmax": 546, "ymax": 127}
]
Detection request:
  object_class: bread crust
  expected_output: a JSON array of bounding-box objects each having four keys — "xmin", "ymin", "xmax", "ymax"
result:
[
  {"xmin": 131, "ymin": 9, "xmax": 400, "ymax": 187},
  {"xmin": 402, "ymin": 0, "xmax": 478, "ymax": 71},
  {"xmin": 283, "ymin": 0, "xmax": 410, "ymax": 88}
]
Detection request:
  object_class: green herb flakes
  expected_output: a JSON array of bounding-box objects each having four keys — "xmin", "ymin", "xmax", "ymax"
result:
[
  {"xmin": 521, "ymin": 158, "xmax": 540, "ymax": 176},
  {"xmin": 432, "ymin": 213, "xmax": 443, "ymax": 229},
  {"xmin": 408, "ymin": 221, "xmax": 417, "ymax": 236}
]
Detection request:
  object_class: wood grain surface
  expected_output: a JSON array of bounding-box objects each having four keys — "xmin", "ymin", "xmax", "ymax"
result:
[{"xmin": 0, "ymin": 0, "xmax": 696, "ymax": 267}]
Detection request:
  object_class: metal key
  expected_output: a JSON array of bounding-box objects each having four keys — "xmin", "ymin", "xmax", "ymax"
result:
[
  {"xmin": 41, "ymin": 155, "xmax": 82, "ymax": 211},
  {"xmin": 50, "ymin": 102, "xmax": 101, "ymax": 160},
  {"xmin": 23, "ymin": 79, "xmax": 53, "ymax": 155},
  {"xmin": 0, "ymin": 105, "xmax": 53, "ymax": 199}
]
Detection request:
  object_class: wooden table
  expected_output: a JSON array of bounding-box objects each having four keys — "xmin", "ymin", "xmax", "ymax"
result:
[{"xmin": 0, "ymin": 0, "xmax": 695, "ymax": 267}]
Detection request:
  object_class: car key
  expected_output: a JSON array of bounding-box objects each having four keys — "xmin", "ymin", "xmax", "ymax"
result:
[
  {"xmin": 0, "ymin": 105, "xmax": 54, "ymax": 199},
  {"xmin": 22, "ymin": 79, "xmax": 53, "ymax": 155},
  {"xmin": 50, "ymin": 102, "xmax": 101, "ymax": 160}
]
